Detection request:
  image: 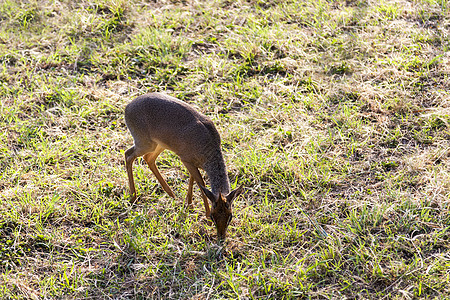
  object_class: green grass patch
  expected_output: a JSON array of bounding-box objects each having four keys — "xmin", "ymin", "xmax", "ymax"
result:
[{"xmin": 0, "ymin": 0, "xmax": 449, "ymax": 298}]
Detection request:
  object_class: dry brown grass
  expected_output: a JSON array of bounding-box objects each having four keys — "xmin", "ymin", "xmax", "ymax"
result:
[{"xmin": 0, "ymin": 0, "xmax": 449, "ymax": 298}]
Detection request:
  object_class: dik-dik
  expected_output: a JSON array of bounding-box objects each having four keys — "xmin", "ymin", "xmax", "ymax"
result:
[{"xmin": 124, "ymin": 92, "xmax": 243, "ymax": 242}]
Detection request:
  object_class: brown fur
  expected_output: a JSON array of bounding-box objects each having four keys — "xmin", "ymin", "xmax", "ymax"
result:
[
  {"xmin": 200, "ymin": 185, "xmax": 243, "ymax": 242},
  {"xmin": 124, "ymin": 92, "xmax": 243, "ymax": 241}
]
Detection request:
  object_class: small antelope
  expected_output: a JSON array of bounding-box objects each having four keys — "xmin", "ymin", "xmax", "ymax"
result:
[{"xmin": 124, "ymin": 92, "xmax": 243, "ymax": 242}]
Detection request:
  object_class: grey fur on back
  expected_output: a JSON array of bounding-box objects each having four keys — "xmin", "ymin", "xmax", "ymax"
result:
[{"xmin": 124, "ymin": 92, "xmax": 230, "ymax": 196}]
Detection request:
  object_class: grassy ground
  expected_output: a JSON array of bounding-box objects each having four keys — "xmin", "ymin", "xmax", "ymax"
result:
[{"xmin": 0, "ymin": 0, "xmax": 449, "ymax": 298}]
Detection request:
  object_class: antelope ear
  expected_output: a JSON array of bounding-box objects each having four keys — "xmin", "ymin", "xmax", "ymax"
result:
[
  {"xmin": 199, "ymin": 184, "xmax": 216, "ymax": 203},
  {"xmin": 226, "ymin": 185, "xmax": 244, "ymax": 204}
]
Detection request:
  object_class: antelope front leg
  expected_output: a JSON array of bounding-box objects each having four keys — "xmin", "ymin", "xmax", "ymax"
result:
[{"xmin": 182, "ymin": 161, "xmax": 211, "ymax": 220}]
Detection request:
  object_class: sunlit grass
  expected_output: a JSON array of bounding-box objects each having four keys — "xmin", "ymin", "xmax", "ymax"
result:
[{"xmin": 0, "ymin": 0, "xmax": 449, "ymax": 298}]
